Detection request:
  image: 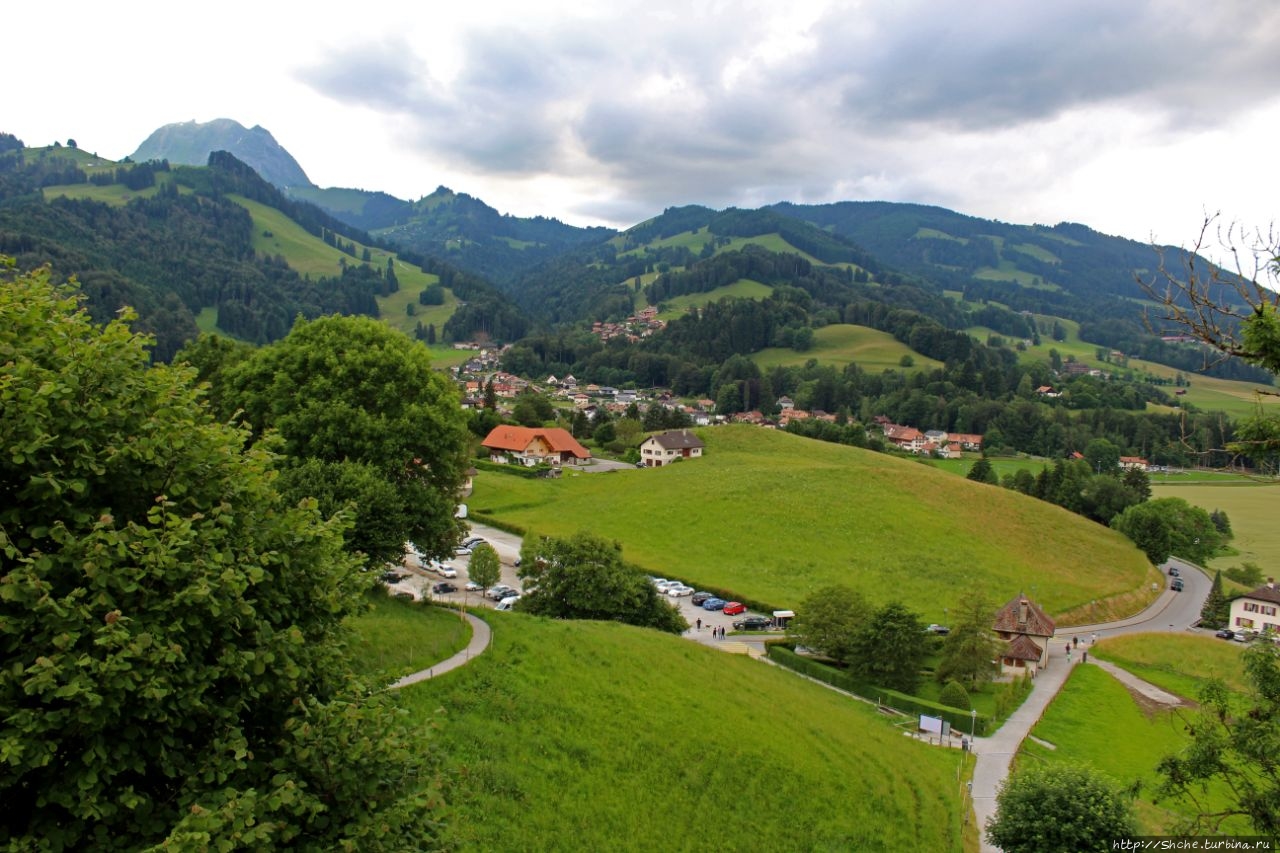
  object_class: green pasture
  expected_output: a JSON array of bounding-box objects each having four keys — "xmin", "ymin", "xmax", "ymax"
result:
[
  {"xmin": 471, "ymin": 425, "xmax": 1157, "ymax": 621},
  {"xmin": 229, "ymin": 195, "xmax": 457, "ymax": 336},
  {"xmin": 42, "ymin": 182, "xmax": 161, "ymax": 206},
  {"xmin": 655, "ymin": 278, "xmax": 772, "ymax": 319},
  {"xmin": 1151, "ymin": 481, "xmax": 1280, "ymax": 573},
  {"xmin": 927, "ymin": 456, "xmax": 1054, "ymax": 481},
  {"xmin": 1092, "ymin": 632, "xmax": 1249, "ymax": 697},
  {"xmin": 398, "ymin": 614, "xmax": 969, "ymax": 851},
  {"xmin": 344, "ymin": 592, "xmax": 472, "ymax": 681},
  {"xmin": 1020, "ymin": 662, "xmax": 1244, "ymax": 834},
  {"xmin": 751, "ymin": 323, "xmax": 943, "ymax": 371}
]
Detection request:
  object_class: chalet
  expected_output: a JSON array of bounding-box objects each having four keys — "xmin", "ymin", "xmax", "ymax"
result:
[
  {"xmin": 1229, "ymin": 580, "xmax": 1280, "ymax": 635},
  {"xmin": 882, "ymin": 424, "xmax": 926, "ymax": 453},
  {"xmin": 639, "ymin": 430, "xmax": 705, "ymax": 467},
  {"xmin": 1036, "ymin": 385, "xmax": 1060, "ymax": 398},
  {"xmin": 481, "ymin": 426, "xmax": 591, "ymax": 467},
  {"xmin": 1119, "ymin": 456, "xmax": 1149, "ymax": 471},
  {"xmin": 993, "ymin": 594, "xmax": 1056, "ymax": 677},
  {"xmin": 943, "ymin": 442, "xmax": 963, "ymax": 460},
  {"xmin": 949, "ymin": 433, "xmax": 984, "ymax": 452},
  {"xmin": 776, "ymin": 396, "xmax": 795, "ymax": 410}
]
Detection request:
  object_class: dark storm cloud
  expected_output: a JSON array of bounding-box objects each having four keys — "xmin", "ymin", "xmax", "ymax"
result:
[{"xmin": 299, "ymin": 1, "xmax": 1280, "ymax": 219}]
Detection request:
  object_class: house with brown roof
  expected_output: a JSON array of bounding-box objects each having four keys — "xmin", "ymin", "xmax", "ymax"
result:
[
  {"xmin": 1229, "ymin": 580, "xmax": 1280, "ymax": 635},
  {"xmin": 639, "ymin": 430, "xmax": 705, "ymax": 467},
  {"xmin": 993, "ymin": 594, "xmax": 1056, "ymax": 677},
  {"xmin": 481, "ymin": 426, "xmax": 591, "ymax": 467}
]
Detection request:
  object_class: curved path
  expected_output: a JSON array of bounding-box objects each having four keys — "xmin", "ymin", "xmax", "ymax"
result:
[
  {"xmin": 970, "ymin": 557, "xmax": 1208, "ymax": 852},
  {"xmin": 390, "ymin": 611, "xmax": 492, "ymax": 689}
]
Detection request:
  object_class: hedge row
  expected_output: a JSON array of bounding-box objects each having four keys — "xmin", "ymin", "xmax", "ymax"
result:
[
  {"xmin": 472, "ymin": 459, "xmax": 549, "ymax": 479},
  {"xmin": 767, "ymin": 645, "xmax": 991, "ymax": 736}
]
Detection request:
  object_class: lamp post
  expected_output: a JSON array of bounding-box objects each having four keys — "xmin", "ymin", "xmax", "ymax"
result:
[{"xmin": 970, "ymin": 708, "xmax": 977, "ymax": 740}]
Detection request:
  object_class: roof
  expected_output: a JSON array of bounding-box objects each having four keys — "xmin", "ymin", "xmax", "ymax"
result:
[
  {"xmin": 992, "ymin": 594, "xmax": 1056, "ymax": 638},
  {"xmin": 481, "ymin": 426, "xmax": 591, "ymax": 459},
  {"xmin": 1003, "ymin": 633, "xmax": 1045, "ymax": 661},
  {"xmin": 1241, "ymin": 583, "xmax": 1280, "ymax": 606},
  {"xmin": 645, "ymin": 430, "xmax": 705, "ymax": 451}
]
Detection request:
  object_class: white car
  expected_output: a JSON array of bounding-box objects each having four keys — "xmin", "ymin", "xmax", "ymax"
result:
[
  {"xmin": 666, "ymin": 584, "xmax": 694, "ymax": 597},
  {"xmin": 465, "ymin": 580, "xmax": 483, "ymax": 591},
  {"xmin": 436, "ymin": 565, "xmax": 458, "ymax": 578}
]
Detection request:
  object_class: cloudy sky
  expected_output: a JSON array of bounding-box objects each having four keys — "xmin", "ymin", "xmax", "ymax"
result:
[{"xmin": 11, "ymin": 0, "xmax": 1279, "ymax": 244}]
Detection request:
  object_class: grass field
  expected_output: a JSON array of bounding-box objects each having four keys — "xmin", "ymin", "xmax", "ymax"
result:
[
  {"xmin": 472, "ymin": 425, "xmax": 1157, "ymax": 621},
  {"xmin": 397, "ymin": 614, "xmax": 970, "ymax": 851},
  {"xmin": 1091, "ymin": 632, "xmax": 1249, "ymax": 697},
  {"xmin": 344, "ymin": 592, "xmax": 472, "ymax": 681},
  {"xmin": 654, "ymin": 278, "xmax": 772, "ymax": 319},
  {"xmin": 752, "ymin": 323, "xmax": 944, "ymax": 371},
  {"xmin": 1018, "ymin": 663, "xmax": 1246, "ymax": 834},
  {"xmin": 42, "ymin": 182, "xmax": 161, "ymax": 206},
  {"xmin": 1151, "ymin": 481, "xmax": 1280, "ymax": 573}
]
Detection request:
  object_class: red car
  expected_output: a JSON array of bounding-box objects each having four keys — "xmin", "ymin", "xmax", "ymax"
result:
[{"xmin": 722, "ymin": 601, "xmax": 747, "ymax": 616}]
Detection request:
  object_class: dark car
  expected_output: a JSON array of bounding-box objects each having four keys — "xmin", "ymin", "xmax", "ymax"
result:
[
  {"xmin": 1215, "ymin": 628, "xmax": 1235, "ymax": 640},
  {"xmin": 380, "ymin": 570, "xmax": 409, "ymax": 583},
  {"xmin": 1170, "ymin": 579, "xmax": 1184, "ymax": 592},
  {"xmin": 691, "ymin": 592, "xmax": 714, "ymax": 606},
  {"xmin": 733, "ymin": 615, "xmax": 772, "ymax": 631},
  {"xmin": 432, "ymin": 582, "xmax": 458, "ymax": 594},
  {"xmin": 1168, "ymin": 566, "xmax": 1180, "ymax": 577}
]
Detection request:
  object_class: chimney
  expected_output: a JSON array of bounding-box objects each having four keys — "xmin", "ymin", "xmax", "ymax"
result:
[
  {"xmin": 1269, "ymin": 578, "xmax": 1275, "ymax": 590},
  {"xmin": 1019, "ymin": 598, "xmax": 1029, "ymax": 627}
]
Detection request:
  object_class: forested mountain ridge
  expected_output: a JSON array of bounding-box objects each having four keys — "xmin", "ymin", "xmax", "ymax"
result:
[
  {"xmin": 131, "ymin": 118, "xmax": 313, "ymax": 190},
  {"xmin": 0, "ymin": 135, "xmax": 523, "ymax": 358}
]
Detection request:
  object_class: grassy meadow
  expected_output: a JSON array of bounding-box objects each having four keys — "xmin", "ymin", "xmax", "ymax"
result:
[
  {"xmin": 472, "ymin": 425, "xmax": 1157, "ymax": 621},
  {"xmin": 654, "ymin": 278, "xmax": 772, "ymax": 319},
  {"xmin": 398, "ymin": 613, "xmax": 970, "ymax": 851},
  {"xmin": 752, "ymin": 323, "xmax": 943, "ymax": 371},
  {"xmin": 1023, "ymin": 633, "xmax": 1251, "ymax": 833},
  {"xmin": 345, "ymin": 592, "xmax": 472, "ymax": 681},
  {"xmin": 1150, "ymin": 481, "xmax": 1280, "ymax": 574}
]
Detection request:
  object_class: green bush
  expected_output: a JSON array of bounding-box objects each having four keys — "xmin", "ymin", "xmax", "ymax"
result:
[{"xmin": 939, "ymin": 680, "xmax": 971, "ymax": 711}]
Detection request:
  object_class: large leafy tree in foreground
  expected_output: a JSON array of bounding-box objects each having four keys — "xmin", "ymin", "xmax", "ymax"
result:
[
  {"xmin": 206, "ymin": 315, "xmax": 471, "ymax": 566},
  {"xmin": 986, "ymin": 762, "xmax": 1137, "ymax": 853},
  {"xmin": 0, "ymin": 264, "xmax": 439, "ymax": 849},
  {"xmin": 517, "ymin": 532, "xmax": 688, "ymax": 634}
]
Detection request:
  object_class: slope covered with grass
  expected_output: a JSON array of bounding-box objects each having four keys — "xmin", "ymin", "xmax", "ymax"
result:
[
  {"xmin": 400, "ymin": 614, "xmax": 969, "ymax": 851},
  {"xmin": 472, "ymin": 426, "xmax": 1156, "ymax": 620},
  {"xmin": 752, "ymin": 322, "xmax": 942, "ymax": 371}
]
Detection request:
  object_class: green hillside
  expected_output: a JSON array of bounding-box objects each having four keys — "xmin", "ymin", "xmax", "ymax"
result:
[
  {"xmin": 655, "ymin": 277, "xmax": 773, "ymax": 319},
  {"xmin": 753, "ymin": 323, "xmax": 943, "ymax": 371},
  {"xmin": 471, "ymin": 426, "xmax": 1157, "ymax": 621},
  {"xmin": 399, "ymin": 614, "xmax": 968, "ymax": 851}
]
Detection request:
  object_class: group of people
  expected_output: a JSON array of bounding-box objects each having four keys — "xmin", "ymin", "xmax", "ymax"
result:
[
  {"xmin": 694, "ymin": 618, "xmax": 727, "ymax": 640},
  {"xmin": 1065, "ymin": 633, "xmax": 1098, "ymax": 663}
]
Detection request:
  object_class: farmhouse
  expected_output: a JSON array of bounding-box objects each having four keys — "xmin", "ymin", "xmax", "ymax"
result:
[
  {"xmin": 482, "ymin": 426, "xmax": 591, "ymax": 467},
  {"xmin": 639, "ymin": 430, "xmax": 705, "ymax": 467},
  {"xmin": 992, "ymin": 594, "xmax": 1056, "ymax": 677},
  {"xmin": 1229, "ymin": 580, "xmax": 1280, "ymax": 635}
]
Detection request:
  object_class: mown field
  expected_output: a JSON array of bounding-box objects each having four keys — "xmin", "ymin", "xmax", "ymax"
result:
[
  {"xmin": 1151, "ymin": 481, "xmax": 1280, "ymax": 573},
  {"xmin": 752, "ymin": 323, "xmax": 943, "ymax": 371},
  {"xmin": 654, "ymin": 278, "xmax": 772, "ymax": 319},
  {"xmin": 345, "ymin": 592, "xmax": 472, "ymax": 681},
  {"xmin": 398, "ymin": 613, "xmax": 970, "ymax": 851},
  {"xmin": 471, "ymin": 425, "xmax": 1157, "ymax": 621},
  {"xmin": 1023, "ymin": 634, "xmax": 1250, "ymax": 834}
]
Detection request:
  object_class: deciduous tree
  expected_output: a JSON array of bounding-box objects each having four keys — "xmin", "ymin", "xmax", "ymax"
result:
[
  {"xmin": 517, "ymin": 532, "xmax": 687, "ymax": 634},
  {"xmin": 987, "ymin": 763, "xmax": 1137, "ymax": 853},
  {"xmin": 788, "ymin": 585, "xmax": 871, "ymax": 666},
  {"xmin": 853, "ymin": 601, "xmax": 927, "ymax": 692},
  {"xmin": 468, "ymin": 542, "xmax": 502, "ymax": 594},
  {"xmin": 0, "ymin": 263, "xmax": 438, "ymax": 849},
  {"xmin": 937, "ymin": 592, "xmax": 1001, "ymax": 691}
]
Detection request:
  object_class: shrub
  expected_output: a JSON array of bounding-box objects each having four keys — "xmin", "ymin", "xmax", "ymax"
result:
[{"xmin": 939, "ymin": 680, "xmax": 971, "ymax": 711}]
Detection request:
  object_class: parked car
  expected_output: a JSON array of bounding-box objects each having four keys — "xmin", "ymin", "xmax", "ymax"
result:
[
  {"xmin": 495, "ymin": 595, "xmax": 520, "ymax": 612},
  {"xmin": 1168, "ymin": 566, "xmax": 1180, "ymax": 577},
  {"xmin": 691, "ymin": 592, "xmax": 714, "ymax": 606},
  {"xmin": 453, "ymin": 544, "xmax": 474, "ymax": 555},
  {"xmin": 655, "ymin": 580, "xmax": 683, "ymax": 592},
  {"xmin": 465, "ymin": 580, "xmax": 483, "ymax": 591},
  {"xmin": 1215, "ymin": 628, "xmax": 1236, "ymax": 640},
  {"xmin": 926, "ymin": 624, "xmax": 951, "ymax": 635},
  {"xmin": 702, "ymin": 598, "xmax": 726, "ymax": 611},
  {"xmin": 1234, "ymin": 630, "xmax": 1257, "ymax": 643},
  {"xmin": 666, "ymin": 585, "xmax": 694, "ymax": 597},
  {"xmin": 487, "ymin": 585, "xmax": 517, "ymax": 601},
  {"xmin": 733, "ymin": 615, "xmax": 772, "ymax": 631},
  {"xmin": 436, "ymin": 565, "xmax": 458, "ymax": 578},
  {"xmin": 650, "ymin": 577, "xmax": 669, "ymax": 588},
  {"xmin": 722, "ymin": 601, "xmax": 747, "ymax": 616},
  {"xmin": 432, "ymin": 582, "xmax": 458, "ymax": 594},
  {"xmin": 1170, "ymin": 578, "xmax": 1184, "ymax": 592},
  {"xmin": 379, "ymin": 570, "xmax": 408, "ymax": 583},
  {"xmin": 462, "ymin": 536, "xmax": 487, "ymax": 549}
]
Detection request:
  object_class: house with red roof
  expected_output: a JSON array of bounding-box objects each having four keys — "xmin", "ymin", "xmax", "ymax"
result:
[
  {"xmin": 992, "ymin": 593, "xmax": 1056, "ymax": 677},
  {"xmin": 481, "ymin": 426, "xmax": 591, "ymax": 467}
]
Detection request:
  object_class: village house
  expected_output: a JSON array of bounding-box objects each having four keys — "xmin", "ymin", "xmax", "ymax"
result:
[
  {"xmin": 1229, "ymin": 580, "xmax": 1280, "ymax": 636},
  {"xmin": 1119, "ymin": 456, "xmax": 1149, "ymax": 471},
  {"xmin": 481, "ymin": 426, "xmax": 592, "ymax": 467},
  {"xmin": 639, "ymin": 430, "xmax": 705, "ymax": 467},
  {"xmin": 882, "ymin": 424, "xmax": 927, "ymax": 453},
  {"xmin": 992, "ymin": 594, "xmax": 1056, "ymax": 677}
]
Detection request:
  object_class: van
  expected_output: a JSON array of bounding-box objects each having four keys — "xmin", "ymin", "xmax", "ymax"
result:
[{"xmin": 496, "ymin": 595, "xmax": 520, "ymax": 612}]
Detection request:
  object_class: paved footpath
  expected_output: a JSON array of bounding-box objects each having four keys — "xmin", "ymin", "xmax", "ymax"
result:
[{"xmin": 391, "ymin": 611, "xmax": 492, "ymax": 689}]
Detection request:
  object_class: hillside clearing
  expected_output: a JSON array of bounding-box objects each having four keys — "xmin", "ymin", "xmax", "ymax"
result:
[
  {"xmin": 471, "ymin": 426, "xmax": 1156, "ymax": 620},
  {"xmin": 752, "ymin": 323, "xmax": 943, "ymax": 371}
]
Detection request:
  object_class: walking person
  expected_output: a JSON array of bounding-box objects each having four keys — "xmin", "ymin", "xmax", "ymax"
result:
[{"xmin": 696, "ymin": 617, "xmax": 702, "ymax": 631}]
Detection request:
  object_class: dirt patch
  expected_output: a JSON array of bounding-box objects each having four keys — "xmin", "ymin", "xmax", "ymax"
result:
[{"xmin": 1123, "ymin": 682, "xmax": 1194, "ymax": 718}]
